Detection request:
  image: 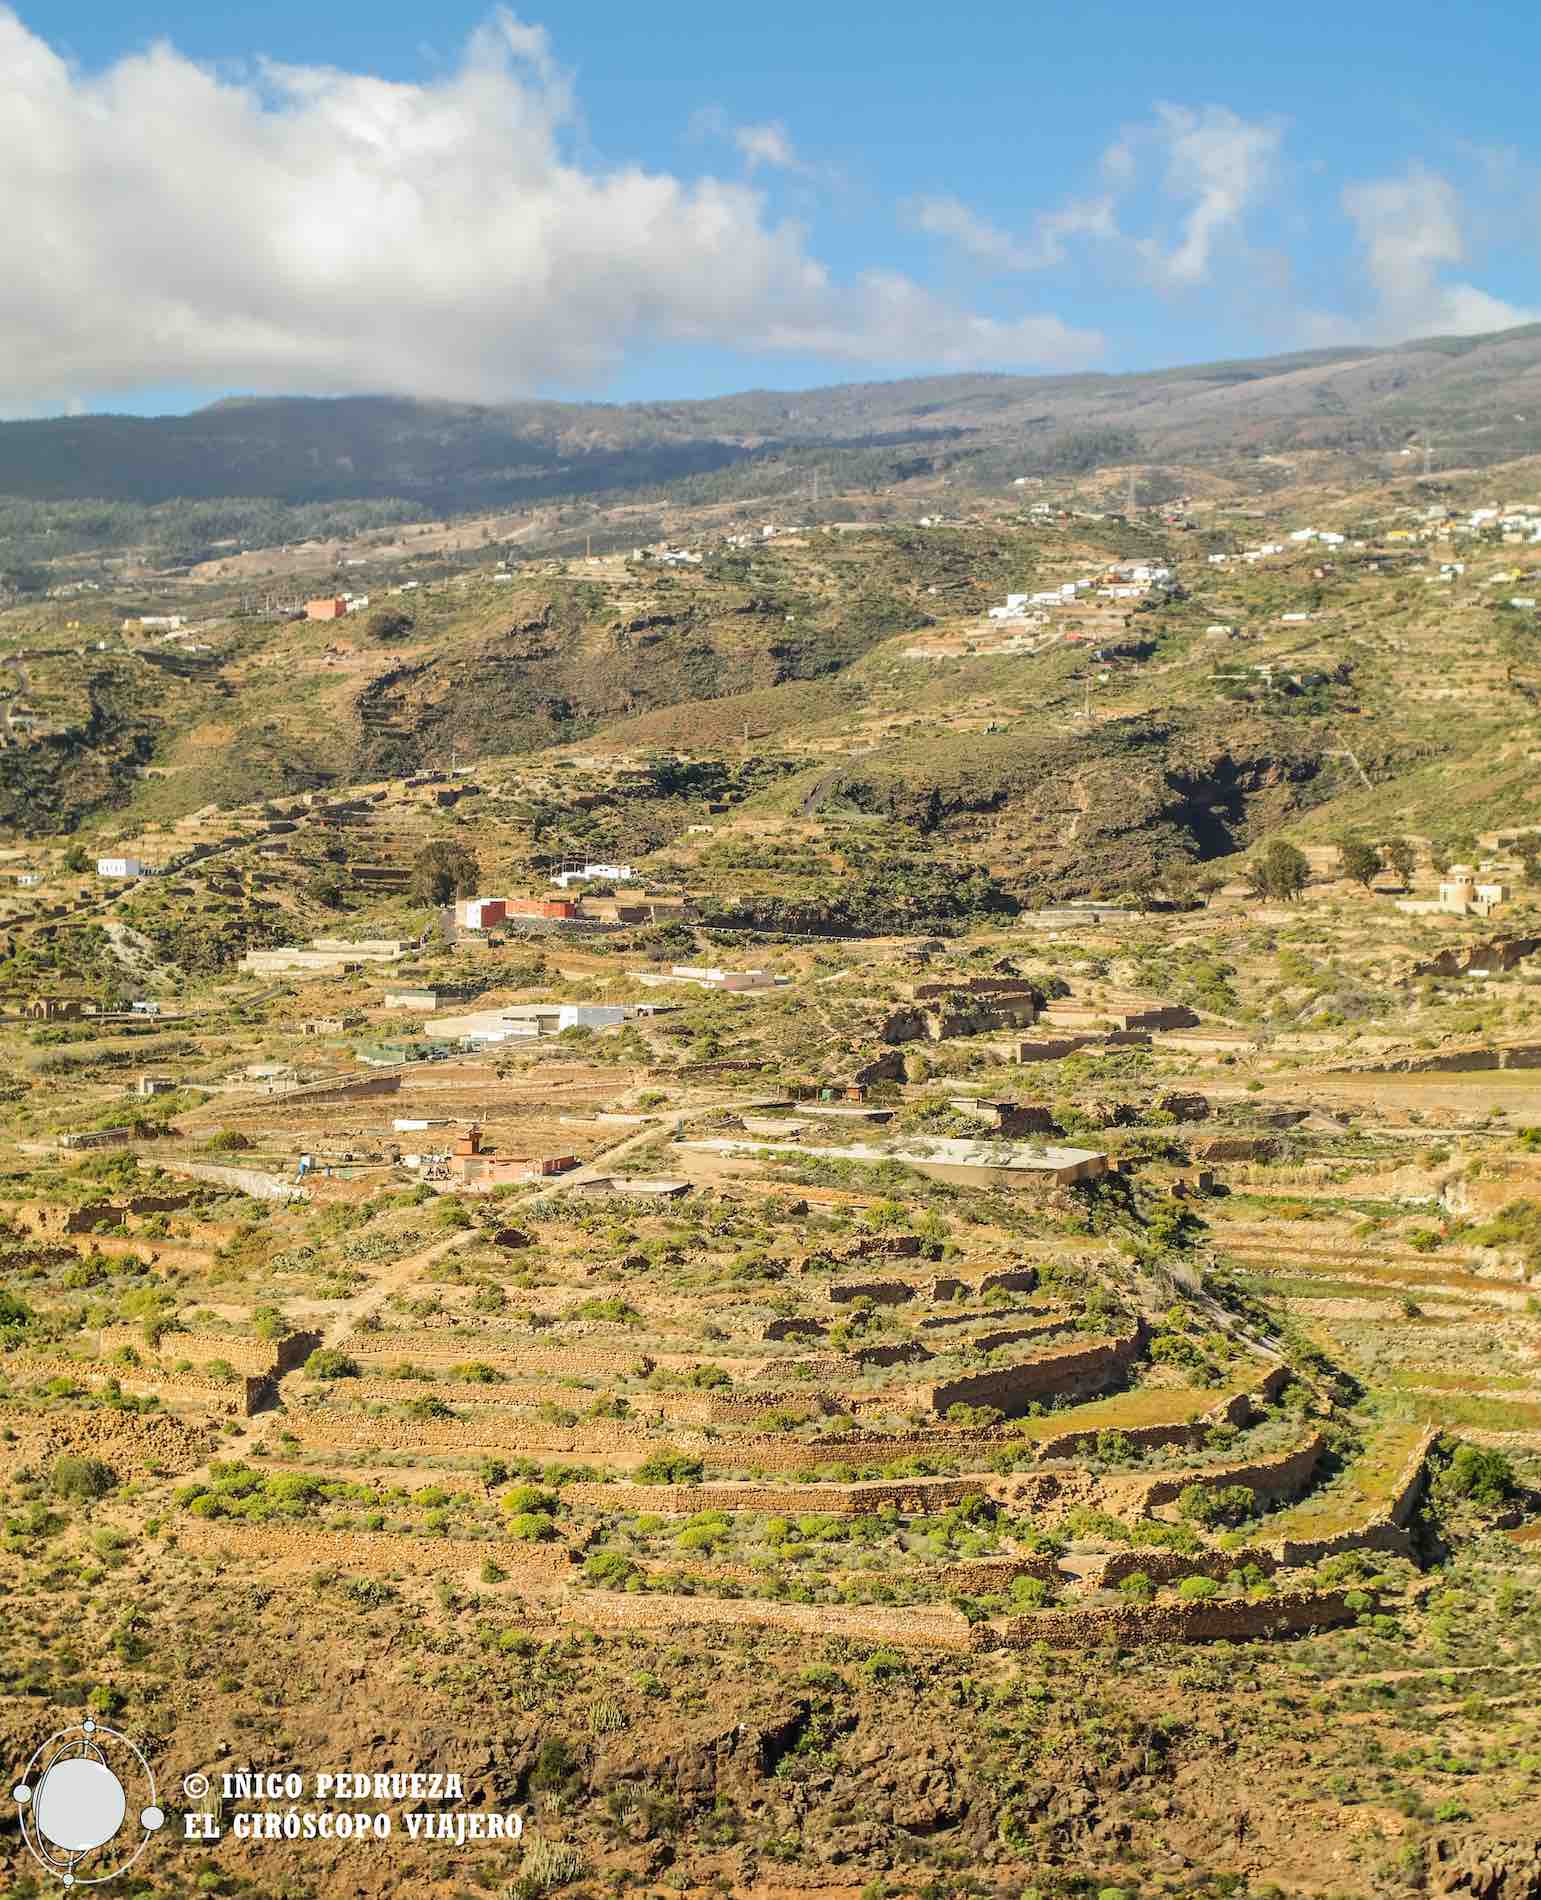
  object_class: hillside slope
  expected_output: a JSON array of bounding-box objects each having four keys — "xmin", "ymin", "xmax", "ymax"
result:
[{"xmin": 3, "ymin": 325, "xmax": 1541, "ymax": 528}]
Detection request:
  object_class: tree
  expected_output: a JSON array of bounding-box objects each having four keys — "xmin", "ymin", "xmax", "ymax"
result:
[
  {"xmin": 410, "ymin": 840, "xmax": 480, "ymax": 906},
  {"xmin": 1382, "ymin": 836, "xmax": 1418, "ymax": 884},
  {"xmin": 1337, "ymin": 837, "xmax": 1382, "ymax": 889},
  {"xmin": 61, "ymin": 843, "xmax": 90, "ymax": 874},
  {"xmin": 365, "ymin": 609, "xmax": 415, "ymax": 643},
  {"xmin": 1247, "ymin": 840, "xmax": 1309, "ymax": 903}
]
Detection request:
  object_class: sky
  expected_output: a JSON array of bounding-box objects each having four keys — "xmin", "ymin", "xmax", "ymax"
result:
[{"xmin": 3, "ymin": 0, "xmax": 1539, "ymax": 417}]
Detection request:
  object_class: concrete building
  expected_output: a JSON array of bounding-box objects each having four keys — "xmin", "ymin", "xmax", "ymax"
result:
[
  {"xmin": 239, "ymin": 936, "xmax": 408, "ymax": 976},
  {"xmin": 432, "ymin": 1006, "xmax": 559, "ymax": 1044},
  {"xmin": 558, "ymin": 1004, "xmax": 627, "ymax": 1032},
  {"xmin": 552, "ymin": 861, "xmax": 635, "ymax": 889},
  {"xmin": 456, "ymin": 898, "xmax": 507, "ymax": 930},
  {"xmin": 504, "ymin": 896, "xmax": 578, "ymax": 920},
  {"xmin": 666, "ymin": 965, "xmax": 779, "ymax": 992},
  {"xmin": 682, "ymin": 1134, "xmax": 1108, "ymax": 1190},
  {"xmin": 96, "ymin": 857, "xmax": 143, "ymax": 879},
  {"xmin": 1397, "ymin": 866, "xmax": 1512, "ymax": 919},
  {"xmin": 305, "ymin": 597, "xmax": 348, "ymax": 621},
  {"xmin": 568, "ymin": 1177, "xmax": 691, "ymax": 1200}
]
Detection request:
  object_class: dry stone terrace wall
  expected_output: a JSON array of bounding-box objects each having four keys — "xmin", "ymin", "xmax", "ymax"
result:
[
  {"xmin": 1264, "ymin": 1428, "xmax": 1437, "ymax": 1567},
  {"xmin": 764, "ymin": 1317, "xmax": 827, "ymax": 1342},
  {"xmin": 1097, "ymin": 1547, "xmax": 1282, "ymax": 1587},
  {"xmin": 171, "ymin": 1518, "xmax": 576, "ymax": 1580},
  {"xmin": 984, "ymin": 1589, "xmax": 1356, "ymax": 1650},
  {"xmin": 96, "ymin": 1326, "xmax": 318, "ymax": 1378},
  {"xmin": 30, "ymin": 1230, "xmax": 217, "ymax": 1270},
  {"xmin": 292, "ymin": 1380, "xmax": 812, "ymax": 1427},
  {"xmin": 1, "ymin": 1350, "xmax": 262, "ymax": 1416},
  {"xmin": 563, "ymin": 1475, "xmax": 989, "ymax": 1516},
  {"xmin": 554, "ymin": 1587, "xmax": 1355, "ymax": 1653},
  {"xmin": 924, "ymin": 1325, "xmax": 1146, "ymax": 1419},
  {"xmin": 1031, "ymin": 1368, "xmax": 1290, "ymax": 1463},
  {"xmin": 15, "ymin": 1192, "xmax": 203, "ymax": 1235},
  {"xmin": 0, "ymin": 1404, "xmax": 215, "ymax": 1477},
  {"xmin": 341, "ymin": 1339, "xmax": 771, "ymax": 1378},
  {"xmin": 1135, "ymin": 1433, "xmax": 1327, "ymax": 1513},
  {"xmin": 558, "ymin": 1591, "xmax": 979, "ymax": 1652},
  {"xmin": 939, "ymin": 1554, "xmax": 1063, "ymax": 1592},
  {"xmin": 272, "ymin": 1412, "xmax": 1012, "ymax": 1471}
]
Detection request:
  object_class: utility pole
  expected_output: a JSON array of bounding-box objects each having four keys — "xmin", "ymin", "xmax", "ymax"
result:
[{"xmin": 1423, "ymin": 431, "xmax": 1433, "ymax": 478}]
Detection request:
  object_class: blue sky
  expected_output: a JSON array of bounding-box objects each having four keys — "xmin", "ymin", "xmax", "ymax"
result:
[{"xmin": 3, "ymin": 0, "xmax": 1538, "ymax": 415}]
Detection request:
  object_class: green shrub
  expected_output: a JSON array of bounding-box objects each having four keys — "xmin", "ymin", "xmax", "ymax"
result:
[
  {"xmin": 52, "ymin": 1455, "xmax": 117, "ymax": 1501},
  {"xmin": 503, "ymin": 1486, "xmax": 558, "ymax": 1518},
  {"xmin": 636, "ymin": 1448, "xmax": 704, "ymax": 1485},
  {"xmin": 304, "ymin": 1348, "xmax": 358, "ymax": 1379},
  {"xmin": 1176, "ymin": 1482, "xmax": 1255, "ymax": 1529},
  {"xmin": 1433, "ymin": 1441, "xmax": 1517, "ymax": 1512},
  {"xmin": 506, "ymin": 1512, "xmax": 557, "ymax": 1542},
  {"xmin": 583, "ymin": 1550, "xmax": 639, "ymax": 1588}
]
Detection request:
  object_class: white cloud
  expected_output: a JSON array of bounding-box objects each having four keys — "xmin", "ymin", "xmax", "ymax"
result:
[
  {"xmin": 909, "ymin": 104, "xmax": 1277, "ymax": 289},
  {"xmin": 905, "ymin": 191, "xmax": 1118, "ymax": 273},
  {"xmin": 904, "ymin": 193, "xmax": 1030, "ymax": 270},
  {"xmin": 1024, "ymin": 197, "xmax": 1121, "ymax": 270},
  {"xmin": 1133, "ymin": 104, "xmax": 1282, "ymax": 288},
  {"xmin": 1338, "ymin": 164, "xmax": 1537, "ymax": 339},
  {"xmin": 733, "ymin": 119, "xmax": 803, "ymax": 173},
  {"xmin": 0, "ymin": 7, "xmax": 1102, "ymax": 408}
]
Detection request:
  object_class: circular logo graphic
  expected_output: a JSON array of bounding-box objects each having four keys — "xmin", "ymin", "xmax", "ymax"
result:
[{"xmin": 13, "ymin": 1720, "xmax": 165, "ymax": 1886}]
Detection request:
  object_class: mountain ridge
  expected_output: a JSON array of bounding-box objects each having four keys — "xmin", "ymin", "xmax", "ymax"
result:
[{"xmin": 6, "ymin": 323, "xmax": 1541, "ymax": 513}]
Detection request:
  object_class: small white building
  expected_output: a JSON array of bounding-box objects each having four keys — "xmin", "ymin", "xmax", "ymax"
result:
[
  {"xmin": 552, "ymin": 861, "xmax": 635, "ymax": 889},
  {"xmin": 96, "ymin": 857, "xmax": 143, "ymax": 879},
  {"xmin": 1396, "ymin": 866, "xmax": 1511, "ymax": 919}
]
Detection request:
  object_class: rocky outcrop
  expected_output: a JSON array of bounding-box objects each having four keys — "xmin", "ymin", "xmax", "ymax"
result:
[{"xmin": 1429, "ymin": 1834, "xmax": 1541, "ymax": 1899}]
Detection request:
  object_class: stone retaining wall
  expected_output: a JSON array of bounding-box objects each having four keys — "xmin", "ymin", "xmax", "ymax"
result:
[
  {"xmin": 828, "ymin": 1280, "xmax": 917, "ymax": 1306},
  {"xmin": 1096, "ymin": 1546, "xmax": 1281, "ymax": 1587},
  {"xmin": 1035, "ymin": 1367, "xmax": 1289, "ymax": 1465},
  {"xmin": 0, "ymin": 1404, "xmax": 216, "ymax": 1478},
  {"xmin": 104, "ymin": 1324, "xmax": 319, "ymax": 1386},
  {"xmin": 159, "ymin": 1160, "xmax": 309, "ymax": 1202},
  {"xmin": 984, "ymin": 1588, "xmax": 1354, "ymax": 1650},
  {"xmin": 764, "ymin": 1318, "xmax": 827, "ymax": 1342},
  {"xmin": 938, "ymin": 1554, "xmax": 1063, "ymax": 1593},
  {"xmin": 1264, "ymin": 1429, "xmax": 1437, "ymax": 1567},
  {"xmin": 2, "ymin": 1350, "xmax": 263, "ymax": 1416},
  {"xmin": 276, "ymin": 1412, "xmax": 1009, "ymax": 1473},
  {"xmin": 1136, "ymin": 1433, "xmax": 1327, "ymax": 1513},
  {"xmin": 559, "ymin": 1591, "xmax": 976, "ymax": 1651},
  {"xmin": 562, "ymin": 1475, "xmax": 987, "ymax": 1516},
  {"xmin": 172, "ymin": 1518, "xmax": 576, "ymax": 1578},
  {"xmin": 926, "ymin": 1325, "xmax": 1145, "ymax": 1419}
]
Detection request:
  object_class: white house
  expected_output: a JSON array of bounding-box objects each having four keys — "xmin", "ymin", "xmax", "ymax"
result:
[{"xmin": 96, "ymin": 857, "xmax": 143, "ymax": 879}]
